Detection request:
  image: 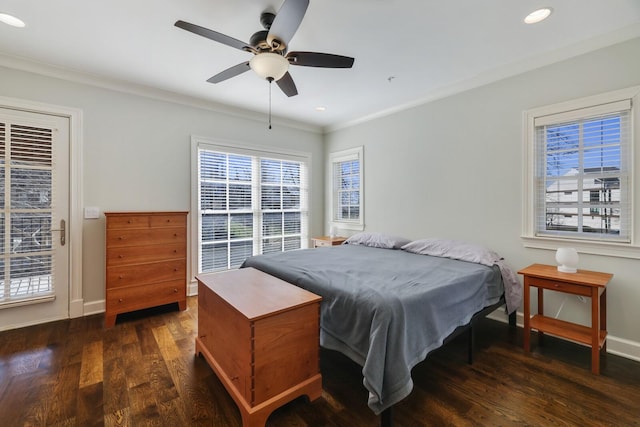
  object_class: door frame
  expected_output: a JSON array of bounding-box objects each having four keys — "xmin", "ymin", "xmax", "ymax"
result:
[{"xmin": 0, "ymin": 95, "xmax": 84, "ymax": 320}]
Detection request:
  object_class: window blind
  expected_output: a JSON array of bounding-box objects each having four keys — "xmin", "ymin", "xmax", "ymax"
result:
[
  {"xmin": 534, "ymin": 102, "xmax": 631, "ymax": 242},
  {"xmin": 198, "ymin": 147, "xmax": 308, "ymax": 273},
  {"xmin": 331, "ymin": 147, "xmax": 362, "ymax": 225}
]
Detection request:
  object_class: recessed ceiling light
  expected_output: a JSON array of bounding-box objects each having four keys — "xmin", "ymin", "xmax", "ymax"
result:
[
  {"xmin": 524, "ymin": 8, "xmax": 552, "ymax": 24},
  {"xmin": 315, "ymin": 106, "xmax": 326, "ymax": 112},
  {"xmin": 0, "ymin": 13, "xmax": 26, "ymax": 28}
]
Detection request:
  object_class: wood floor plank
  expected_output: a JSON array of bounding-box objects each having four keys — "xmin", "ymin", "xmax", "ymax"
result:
[
  {"xmin": 152, "ymin": 325, "xmax": 182, "ymax": 362},
  {"xmin": 1, "ymin": 297, "xmax": 640, "ymax": 426},
  {"xmin": 121, "ymin": 342, "xmax": 146, "ymax": 389},
  {"xmin": 104, "ymin": 407, "xmax": 130, "ymax": 427},
  {"xmin": 156, "ymin": 396, "xmax": 189, "ymax": 426},
  {"xmin": 128, "ymin": 381, "xmax": 161, "ymax": 426},
  {"xmin": 165, "ymin": 354, "xmax": 217, "ymax": 424},
  {"xmin": 79, "ymin": 340, "xmax": 103, "ymax": 387},
  {"xmin": 103, "ymin": 357, "xmax": 129, "ymax": 415},
  {"xmin": 147, "ymin": 353, "xmax": 180, "ymax": 404},
  {"xmin": 77, "ymin": 381, "xmax": 104, "ymax": 426}
]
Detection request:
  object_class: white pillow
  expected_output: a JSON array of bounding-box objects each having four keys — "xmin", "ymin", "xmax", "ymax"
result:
[{"xmin": 343, "ymin": 232, "xmax": 411, "ymax": 249}]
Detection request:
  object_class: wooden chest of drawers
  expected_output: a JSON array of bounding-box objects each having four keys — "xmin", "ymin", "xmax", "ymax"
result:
[
  {"xmin": 196, "ymin": 267, "xmax": 322, "ymax": 427},
  {"xmin": 105, "ymin": 211, "xmax": 188, "ymax": 328}
]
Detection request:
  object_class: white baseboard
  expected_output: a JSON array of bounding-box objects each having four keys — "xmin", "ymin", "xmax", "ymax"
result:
[
  {"xmin": 83, "ymin": 299, "xmax": 105, "ymax": 316},
  {"xmin": 188, "ymin": 279, "xmax": 198, "ymax": 296},
  {"xmin": 0, "ymin": 314, "xmax": 68, "ymax": 332},
  {"xmin": 487, "ymin": 310, "xmax": 640, "ymax": 363},
  {"xmin": 70, "ymin": 298, "xmax": 84, "ymax": 318},
  {"xmin": 607, "ymin": 336, "xmax": 640, "ymax": 362}
]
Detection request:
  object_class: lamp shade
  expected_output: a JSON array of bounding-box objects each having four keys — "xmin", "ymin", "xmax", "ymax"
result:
[
  {"xmin": 555, "ymin": 247, "xmax": 579, "ymax": 273},
  {"xmin": 249, "ymin": 53, "xmax": 289, "ymax": 81}
]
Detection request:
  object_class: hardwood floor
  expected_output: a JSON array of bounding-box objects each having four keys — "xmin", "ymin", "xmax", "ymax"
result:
[{"xmin": 1, "ymin": 297, "xmax": 639, "ymax": 426}]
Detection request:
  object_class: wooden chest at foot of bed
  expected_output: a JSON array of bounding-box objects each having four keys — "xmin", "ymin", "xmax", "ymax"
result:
[{"xmin": 195, "ymin": 267, "xmax": 323, "ymax": 427}]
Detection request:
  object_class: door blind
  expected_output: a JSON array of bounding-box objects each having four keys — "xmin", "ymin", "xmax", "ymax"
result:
[{"xmin": 1, "ymin": 122, "xmax": 56, "ymax": 305}]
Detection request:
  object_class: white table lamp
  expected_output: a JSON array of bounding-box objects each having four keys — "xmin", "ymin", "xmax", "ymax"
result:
[{"xmin": 556, "ymin": 247, "xmax": 579, "ymax": 273}]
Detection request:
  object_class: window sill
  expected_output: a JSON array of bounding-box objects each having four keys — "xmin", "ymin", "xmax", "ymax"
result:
[
  {"xmin": 332, "ymin": 221, "xmax": 364, "ymax": 232},
  {"xmin": 521, "ymin": 235, "xmax": 640, "ymax": 259}
]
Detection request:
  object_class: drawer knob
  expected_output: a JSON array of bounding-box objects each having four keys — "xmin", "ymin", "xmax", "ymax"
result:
[
  {"xmin": 230, "ymin": 376, "xmax": 239, "ymax": 381},
  {"xmin": 118, "ymin": 275, "xmax": 123, "ymax": 279},
  {"xmin": 118, "ymin": 255, "xmax": 123, "ymax": 258},
  {"xmin": 118, "ymin": 298, "xmax": 123, "ymax": 302},
  {"xmin": 173, "ymin": 288, "xmax": 178, "ymax": 293},
  {"xmin": 174, "ymin": 233, "xmax": 178, "ymax": 237},
  {"xmin": 127, "ymin": 220, "xmax": 132, "ymax": 223},
  {"xmin": 554, "ymin": 284, "xmax": 560, "ymax": 288},
  {"xmin": 174, "ymin": 268, "xmax": 178, "ymax": 272}
]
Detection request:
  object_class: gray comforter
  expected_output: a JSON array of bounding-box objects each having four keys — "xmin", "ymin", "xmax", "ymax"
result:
[{"xmin": 241, "ymin": 244, "xmax": 504, "ymax": 414}]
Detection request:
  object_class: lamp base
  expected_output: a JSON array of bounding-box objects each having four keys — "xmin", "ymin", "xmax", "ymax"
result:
[{"xmin": 557, "ymin": 265, "xmax": 577, "ymax": 273}]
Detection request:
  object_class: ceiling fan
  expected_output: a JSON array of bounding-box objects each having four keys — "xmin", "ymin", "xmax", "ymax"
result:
[{"xmin": 175, "ymin": 0, "xmax": 355, "ymax": 98}]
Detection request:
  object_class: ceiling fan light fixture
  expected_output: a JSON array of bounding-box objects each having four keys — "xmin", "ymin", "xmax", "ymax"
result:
[{"xmin": 250, "ymin": 52, "xmax": 289, "ymax": 81}]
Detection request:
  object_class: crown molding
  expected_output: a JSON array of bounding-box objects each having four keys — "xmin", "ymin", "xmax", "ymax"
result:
[
  {"xmin": 0, "ymin": 52, "xmax": 323, "ymax": 135},
  {"xmin": 326, "ymin": 23, "xmax": 640, "ymax": 133}
]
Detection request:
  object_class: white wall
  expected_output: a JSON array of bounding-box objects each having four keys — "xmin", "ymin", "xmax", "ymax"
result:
[
  {"xmin": 0, "ymin": 64, "xmax": 325, "ymax": 306},
  {"xmin": 324, "ymin": 37, "xmax": 640, "ymax": 360}
]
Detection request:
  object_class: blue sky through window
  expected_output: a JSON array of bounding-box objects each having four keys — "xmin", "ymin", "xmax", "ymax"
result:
[{"xmin": 546, "ymin": 115, "xmax": 621, "ymax": 178}]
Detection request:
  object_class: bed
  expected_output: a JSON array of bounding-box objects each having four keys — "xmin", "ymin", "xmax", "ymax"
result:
[{"xmin": 240, "ymin": 235, "xmax": 521, "ymax": 424}]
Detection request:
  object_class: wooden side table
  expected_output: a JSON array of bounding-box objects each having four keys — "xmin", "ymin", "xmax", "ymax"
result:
[
  {"xmin": 518, "ymin": 263, "xmax": 613, "ymax": 374},
  {"xmin": 312, "ymin": 236, "xmax": 347, "ymax": 248}
]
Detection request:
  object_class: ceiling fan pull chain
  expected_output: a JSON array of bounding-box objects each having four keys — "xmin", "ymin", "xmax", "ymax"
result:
[{"xmin": 268, "ymin": 77, "xmax": 273, "ymax": 129}]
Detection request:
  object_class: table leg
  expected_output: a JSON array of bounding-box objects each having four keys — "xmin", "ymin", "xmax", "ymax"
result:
[
  {"xmin": 523, "ymin": 278, "xmax": 531, "ymax": 352},
  {"xmin": 537, "ymin": 287, "xmax": 545, "ymax": 343},
  {"xmin": 591, "ymin": 287, "xmax": 600, "ymax": 375},
  {"xmin": 601, "ymin": 288, "xmax": 607, "ymax": 353}
]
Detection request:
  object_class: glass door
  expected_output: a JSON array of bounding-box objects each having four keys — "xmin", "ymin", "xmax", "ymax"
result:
[{"xmin": 0, "ymin": 108, "xmax": 70, "ymax": 329}]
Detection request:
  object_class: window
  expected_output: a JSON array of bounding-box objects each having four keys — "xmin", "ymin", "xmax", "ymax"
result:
[
  {"xmin": 523, "ymin": 86, "xmax": 640, "ymax": 256},
  {"xmin": 193, "ymin": 139, "xmax": 309, "ymax": 273},
  {"xmin": 330, "ymin": 146, "xmax": 364, "ymax": 231}
]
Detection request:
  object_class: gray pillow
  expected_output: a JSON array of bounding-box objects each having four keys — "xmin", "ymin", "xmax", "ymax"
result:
[
  {"xmin": 401, "ymin": 238, "xmax": 501, "ymax": 265},
  {"xmin": 343, "ymin": 232, "xmax": 411, "ymax": 249}
]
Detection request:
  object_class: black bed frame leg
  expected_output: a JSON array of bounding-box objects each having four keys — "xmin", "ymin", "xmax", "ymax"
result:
[
  {"xmin": 467, "ymin": 324, "xmax": 475, "ymax": 364},
  {"xmin": 508, "ymin": 311, "xmax": 517, "ymax": 327},
  {"xmin": 381, "ymin": 406, "xmax": 393, "ymax": 427}
]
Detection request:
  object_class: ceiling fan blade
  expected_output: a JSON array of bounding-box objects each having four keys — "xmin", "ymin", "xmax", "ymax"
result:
[
  {"xmin": 267, "ymin": 0, "xmax": 309, "ymax": 49},
  {"xmin": 175, "ymin": 20, "xmax": 252, "ymax": 52},
  {"xmin": 207, "ymin": 62, "xmax": 251, "ymax": 83},
  {"xmin": 287, "ymin": 51, "xmax": 355, "ymax": 68},
  {"xmin": 276, "ymin": 72, "xmax": 298, "ymax": 97}
]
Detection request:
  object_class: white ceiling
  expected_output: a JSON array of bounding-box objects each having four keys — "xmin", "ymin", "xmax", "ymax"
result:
[{"xmin": 1, "ymin": 0, "xmax": 639, "ymax": 130}]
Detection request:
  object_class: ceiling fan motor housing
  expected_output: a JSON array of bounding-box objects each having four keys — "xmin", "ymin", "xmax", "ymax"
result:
[
  {"xmin": 250, "ymin": 30, "xmax": 271, "ymax": 51},
  {"xmin": 260, "ymin": 12, "xmax": 275, "ymax": 30}
]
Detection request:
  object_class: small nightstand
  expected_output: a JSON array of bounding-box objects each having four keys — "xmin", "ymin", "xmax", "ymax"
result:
[
  {"xmin": 518, "ymin": 263, "xmax": 613, "ymax": 374},
  {"xmin": 311, "ymin": 236, "xmax": 347, "ymax": 248}
]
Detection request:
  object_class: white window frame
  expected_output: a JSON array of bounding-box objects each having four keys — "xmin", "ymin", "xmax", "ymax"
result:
[
  {"xmin": 190, "ymin": 136, "xmax": 310, "ymax": 291},
  {"xmin": 330, "ymin": 146, "xmax": 364, "ymax": 231},
  {"xmin": 522, "ymin": 86, "xmax": 640, "ymax": 259}
]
